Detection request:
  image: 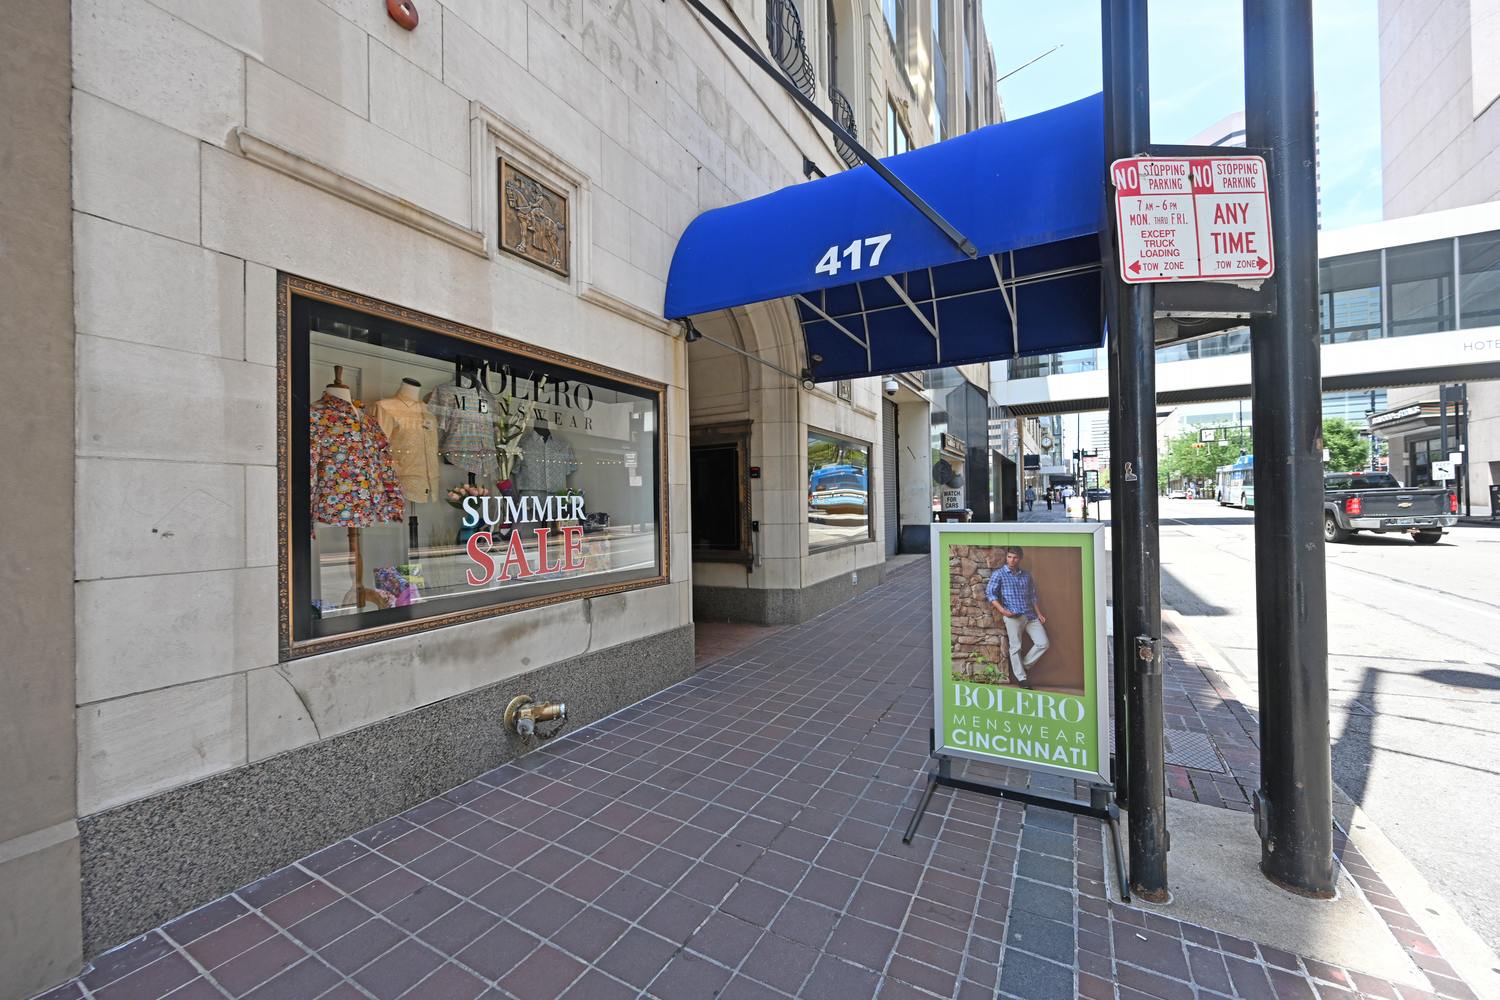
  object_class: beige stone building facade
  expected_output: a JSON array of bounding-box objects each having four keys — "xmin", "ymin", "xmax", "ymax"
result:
[
  {"xmin": 1379, "ymin": 0, "xmax": 1500, "ymax": 512},
  {"xmin": 0, "ymin": 0, "xmax": 999, "ymax": 994}
]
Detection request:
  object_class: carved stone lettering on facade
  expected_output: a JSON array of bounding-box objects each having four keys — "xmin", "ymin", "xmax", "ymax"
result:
[
  {"xmin": 569, "ymin": 0, "xmax": 675, "ymax": 104},
  {"xmin": 500, "ymin": 160, "xmax": 569, "ymax": 277}
]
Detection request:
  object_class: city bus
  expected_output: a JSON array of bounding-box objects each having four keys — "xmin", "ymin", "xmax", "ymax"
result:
[{"xmin": 1216, "ymin": 456, "xmax": 1254, "ymax": 509}]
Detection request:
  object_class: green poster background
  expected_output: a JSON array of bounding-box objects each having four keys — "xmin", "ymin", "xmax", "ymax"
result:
[{"xmin": 936, "ymin": 528, "xmax": 1103, "ymax": 779}]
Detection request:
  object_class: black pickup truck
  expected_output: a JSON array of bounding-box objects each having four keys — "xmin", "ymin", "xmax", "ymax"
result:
[{"xmin": 1323, "ymin": 471, "xmax": 1457, "ymax": 544}]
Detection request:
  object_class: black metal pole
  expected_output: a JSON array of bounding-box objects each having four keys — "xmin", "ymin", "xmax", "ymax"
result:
[
  {"xmin": 1103, "ymin": 0, "xmax": 1167, "ymax": 901},
  {"xmin": 1462, "ymin": 383, "xmax": 1472, "ymax": 516},
  {"xmin": 1244, "ymin": 0, "xmax": 1335, "ymax": 897},
  {"xmin": 1106, "ymin": 321, "xmax": 1130, "ymax": 810},
  {"xmin": 1439, "ymin": 384, "xmax": 1450, "ymax": 491}
]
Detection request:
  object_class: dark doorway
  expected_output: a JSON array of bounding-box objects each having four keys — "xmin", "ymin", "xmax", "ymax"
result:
[
  {"xmin": 691, "ymin": 443, "xmax": 744, "ymax": 552},
  {"xmin": 996, "ymin": 454, "xmax": 1018, "ymax": 521}
]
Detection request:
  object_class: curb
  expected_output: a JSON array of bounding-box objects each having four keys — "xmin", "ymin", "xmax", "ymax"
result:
[{"xmin": 1162, "ymin": 606, "xmax": 1500, "ymax": 1000}]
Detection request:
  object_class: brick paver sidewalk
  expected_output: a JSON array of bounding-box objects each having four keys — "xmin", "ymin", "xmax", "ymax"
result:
[{"xmin": 37, "ymin": 561, "xmax": 1479, "ymax": 999}]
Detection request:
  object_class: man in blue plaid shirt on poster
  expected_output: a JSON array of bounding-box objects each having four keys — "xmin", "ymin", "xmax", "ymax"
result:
[{"xmin": 985, "ymin": 547, "xmax": 1049, "ymax": 687}]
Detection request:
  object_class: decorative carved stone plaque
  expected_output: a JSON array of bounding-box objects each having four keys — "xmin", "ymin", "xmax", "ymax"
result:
[{"xmin": 499, "ymin": 159, "xmax": 569, "ymax": 276}]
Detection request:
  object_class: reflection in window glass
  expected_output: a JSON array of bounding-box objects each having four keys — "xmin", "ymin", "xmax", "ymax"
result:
[
  {"xmin": 1319, "ymin": 252, "xmax": 1382, "ymax": 343},
  {"xmin": 1460, "ymin": 231, "xmax": 1500, "ymax": 329},
  {"xmin": 1155, "ymin": 328, "xmax": 1251, "ymax": 363},
  {"xmin": 1009, "ymin": 349, "xmax": 1098, "ymax": 379},
  {"xmin": 291, "ymin": 288, "xmax": 661, "ymax": 648},
  {"xmin": 808, "ymin": 430, "xmax": 872, "ymax": 550},
  {"xmin": 1386, "ymin": 240, "xmax": 1455, "ymax": 337},
  {"xmin": 887, "ymin": 99, "xmax": 911, "ymax": 156},
  {"xmin": 931, "ymin": 0, "xmax": 946, "ymax": 139}
]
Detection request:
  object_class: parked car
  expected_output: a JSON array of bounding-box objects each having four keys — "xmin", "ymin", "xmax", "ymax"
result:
[
  {"xmin": 1085, "ymin": 488, "xmax": 1110, "ymax": 502},
  {"xmin": 1168, "ymin": 489, "xmax": 1189, "ymax": 499},
  {"xmin": 1323, "ymin": 471, "xmax": 1457, "ymax": 544}
]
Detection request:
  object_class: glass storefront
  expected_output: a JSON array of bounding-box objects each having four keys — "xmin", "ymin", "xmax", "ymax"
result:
[
  {"xmin": 284, "ymin": 277, "xmax": 665, "ymax": 654},
  {"xmin": 1407, "ymin": 435, "xmax": 1445, "ymax": 487},
  {"xmin": 807, "ymin": 429, "xmax": 872, "ymax": 550}
]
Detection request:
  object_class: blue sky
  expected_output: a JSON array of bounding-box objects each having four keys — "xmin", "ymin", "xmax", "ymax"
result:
[{"xmin": 979, "ymin": 2, "xmax": 1383, "ymax": 230}]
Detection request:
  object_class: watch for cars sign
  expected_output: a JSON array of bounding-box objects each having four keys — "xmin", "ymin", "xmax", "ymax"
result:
[{"xmin": 1111, "ymin": 155, "xmax": 1274, "ymax": 283}]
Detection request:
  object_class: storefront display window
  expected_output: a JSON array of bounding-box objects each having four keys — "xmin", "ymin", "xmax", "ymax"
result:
[
  {"xmin": 282, "ymin": 277, "xmax": 665, "ymax": 655},
  {"xmin": 807, "ymin": 430, "xmax": 872, "ymax": 550}
]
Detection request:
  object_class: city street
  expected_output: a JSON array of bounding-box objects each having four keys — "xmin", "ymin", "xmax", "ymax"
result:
[{"xmin": 1144, "ymin": 498, "xmax": 1500, "ymax": 954}]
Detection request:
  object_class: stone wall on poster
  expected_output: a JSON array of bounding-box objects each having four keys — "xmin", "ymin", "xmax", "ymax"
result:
[{"xmin": 948, "ymin": 546, "xmax": 1011, "ymax": 683}]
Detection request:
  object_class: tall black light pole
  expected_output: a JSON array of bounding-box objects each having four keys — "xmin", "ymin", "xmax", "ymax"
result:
[
  {"xmin": 1102, "ymin": 0, "xmax": 1167, "ymax": 900},
  {"xmin": 1439, "ymin": 383, "xmax": 1451, "ymax": 491},
  {"xmin": 1107, "ymin": 370, "xmax": 1129, "ymax": 808},
  {"xmin": 1244, "ymin": 0, "xmax": 1335, "ymax": 897},
  {"xmin": 1461, "ymin": 383, "xmax": 1472, "ymax": 515}
]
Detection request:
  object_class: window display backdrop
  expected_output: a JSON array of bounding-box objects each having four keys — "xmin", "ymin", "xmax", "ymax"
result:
[
  {"xmin": 930, "ymin": 522, "xmax": 1109, "ymax": 784},
  {"xmin": 282, "ymin": 277, "xmax": 666, "ymax": 655}
]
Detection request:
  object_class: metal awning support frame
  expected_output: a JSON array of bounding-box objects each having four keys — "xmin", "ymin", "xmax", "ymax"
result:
[
  {"xmin": 682, "ymin": 318, "xmax": 815, "ymax": 389},
  {"xmin": 680, "ymin": 0, "xmax": 979, "ymax": 260}
]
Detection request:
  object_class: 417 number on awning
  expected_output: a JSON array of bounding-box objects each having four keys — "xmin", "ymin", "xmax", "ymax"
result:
[{"xmin": 815, "ymin": 233, "xmax": 892, "ymax": 277}]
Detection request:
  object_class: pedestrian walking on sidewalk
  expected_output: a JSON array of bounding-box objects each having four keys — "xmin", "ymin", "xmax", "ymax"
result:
[
  {"xmin": 1025, "ymin": 486, "xmax": 1036, "ymax": 511},
  {"xmin": 985, "ymin": 547, "xmax": 1049, "ymax": 686},
  {"xmin": 1045, "ymin": 489, "xmax": 1053, "ymax": 510}
]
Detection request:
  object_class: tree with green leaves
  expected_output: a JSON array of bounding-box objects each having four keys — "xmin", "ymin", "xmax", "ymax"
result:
[
  {"xmin": 1159, "ymin": 425, "xmax": 1252, "ymax": 494},
  {"xmin": 1322, "ymin": 418, "xmax": 1369, "ymax": 472}
]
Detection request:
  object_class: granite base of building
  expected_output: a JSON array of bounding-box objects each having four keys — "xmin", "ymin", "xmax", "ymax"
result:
[
  {"xmin": 76, "ymin": 624, "xmax": 695, "ymax": 958},
  {"xmin": 692, "ymin": 560, "xmax": 888, "ymax": 625}
]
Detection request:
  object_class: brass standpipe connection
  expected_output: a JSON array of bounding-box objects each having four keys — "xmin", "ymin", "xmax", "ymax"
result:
[{"xmin": 504, "ymin": 695, "xmax": 568, "ymax": 741}]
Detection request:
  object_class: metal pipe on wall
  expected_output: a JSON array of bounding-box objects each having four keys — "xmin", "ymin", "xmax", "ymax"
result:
[
  {"xmin": 1244, "ymin": 0, "xmax": 1336, "ymax": 897},
  {"xmin": 1102, "ymin": 0, "xmax": 1167, "ymax": 900}
]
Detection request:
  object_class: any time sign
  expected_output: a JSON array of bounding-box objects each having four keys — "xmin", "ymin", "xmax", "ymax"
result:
[{"xmin": 1110, "ymin": 155, "xmax": 1274, "ymax": 283}]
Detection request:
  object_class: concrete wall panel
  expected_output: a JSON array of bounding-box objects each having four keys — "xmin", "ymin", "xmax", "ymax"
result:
[{"xmin": 0, "ymin": 0, "xmax": 82, "ymax": 989}]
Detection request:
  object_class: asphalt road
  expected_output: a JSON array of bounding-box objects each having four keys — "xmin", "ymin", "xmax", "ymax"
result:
[{"xmin": 1138, "ymin": 498, "xmax": 1500, "ymax": 954}]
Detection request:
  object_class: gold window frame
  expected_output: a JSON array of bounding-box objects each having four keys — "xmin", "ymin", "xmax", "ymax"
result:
[{"xmin": 277, "ymin": 274, "xmax": 669, "ymax": 660}]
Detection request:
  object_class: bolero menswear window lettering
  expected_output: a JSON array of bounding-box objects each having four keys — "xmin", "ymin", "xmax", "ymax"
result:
[{"xmin": 281, "ymin": 276, "xmax": 665, "ymax": 656}]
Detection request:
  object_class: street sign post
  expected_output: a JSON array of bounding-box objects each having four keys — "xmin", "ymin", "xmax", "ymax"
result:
[
  {"xmin": 1200, "ymin": 428, "xmax": 1217, "ymax": 443},
  {"xmin": 1111, "ymin": 155, "xmax": 1274, "ymax": 283},
  {"xmin": 1433, "ymin": 460, "xmax": 1456, "ymax": 482}
]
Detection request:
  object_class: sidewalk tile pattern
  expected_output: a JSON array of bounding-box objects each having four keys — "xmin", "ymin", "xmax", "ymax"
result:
[{"xmin": 37, "ymin": 561, "xmax": 1477, "ymax": 1000}]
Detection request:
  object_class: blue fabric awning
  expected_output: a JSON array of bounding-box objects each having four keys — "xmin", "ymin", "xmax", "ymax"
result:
[{"xmin": 664, "ymin": 94, "xmax": 1106, "ymax": 381}]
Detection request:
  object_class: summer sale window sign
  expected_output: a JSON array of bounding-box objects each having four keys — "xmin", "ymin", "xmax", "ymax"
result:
[{"xmin": 930, "ymin": 522, "xmax": 1111, "ymax": 784}]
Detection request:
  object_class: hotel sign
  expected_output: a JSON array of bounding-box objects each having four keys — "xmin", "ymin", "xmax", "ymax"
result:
[{"xmin": 1371, "ymin": 404, "xmax": 1422, "ymax": 429}]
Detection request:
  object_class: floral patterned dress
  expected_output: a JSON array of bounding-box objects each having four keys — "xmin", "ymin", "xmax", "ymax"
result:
[{"xmin": 310, "ymin": 393, "xmax": 405, "ymax": 530}]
